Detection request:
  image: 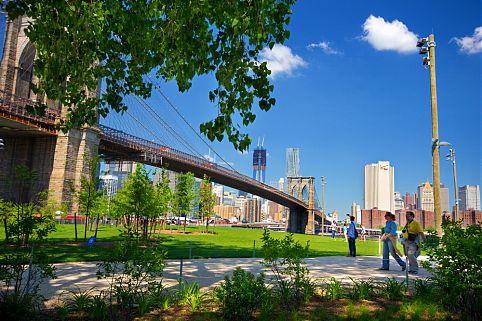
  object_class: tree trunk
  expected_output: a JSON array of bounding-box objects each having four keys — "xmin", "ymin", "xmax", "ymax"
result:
[
  {"xmin": 74, "ymin": 212, "xmax": 78, "ymax": 242},
  {"xmin": 84, "ymin": 215, "xmax": 88, "ymax": 241},
  {"xmin": 94, "ymin": 212, "xmax": 101, "ymax": 238},
  {"xmin": 3, "ymin": 217, "xmax": 9, "ymax": 242}
]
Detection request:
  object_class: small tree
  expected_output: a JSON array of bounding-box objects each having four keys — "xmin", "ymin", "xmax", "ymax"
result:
[
  {"xmin": 153, "ymin": 168, "xmax": 172, "ymax": 232},
  {"xmin": 78, "ymin": 155, "xmax": 102, "ymax": 241},
  {"xmin": 0, "ymin": 198, "xmax": 11, "ymax": 242},
  {"xmin": 173, "ymin": 172, "xmax": 197, "ymax": 233},
  {"xmin": 115, "ymin": 165, "xmax": 156, "ymax": 239},
  {"xmin": 199, "ymin": 175, "xmax": 216, "ymax": 233}
]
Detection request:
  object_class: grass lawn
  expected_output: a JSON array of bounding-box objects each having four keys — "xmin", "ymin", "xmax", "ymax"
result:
[{"xmin": 0, "ymin": 224, "xmax": 380, "ymax": 263}]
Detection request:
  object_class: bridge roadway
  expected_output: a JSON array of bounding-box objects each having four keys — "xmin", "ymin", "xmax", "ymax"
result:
[{"xmin": 99, "ymin": 125, "xmax": 309, "ymax": 211}]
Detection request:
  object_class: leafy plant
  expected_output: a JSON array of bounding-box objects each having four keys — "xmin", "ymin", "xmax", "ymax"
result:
[
  {"xmin": 382, "ymin": 278, "xmax": 406, "ymax": 300},
  {"xmin": 214, "ymin": 268, "xmax": 269, "ymax": 321},
  {"xmin": 96, "ymin": 238, "xmax": 167, "ymax": 315},
  {"xmin": 64, "ymin": 287, "xmax": 95, "ymax": 312},
  {"xmin": 261, "ymin": 229, "xmax": 313, "ymax": 311},
  {"xmin": 176, "ymin": 280, "xmax": 205, "ymax": 312},
  {"xmin": 412, "ymin": 278, "xmax": 435, "ymax": 300},
  {"xmin": 323, "ymin": 277, "xmax": 345, "ymax": 300},
  {"xmin": 350, "ymin": 278, "xmax": 376, "ymax": 300},
  {"xmin": 422, "ymin": 221, "xmax": 482, "ymax": 320}
]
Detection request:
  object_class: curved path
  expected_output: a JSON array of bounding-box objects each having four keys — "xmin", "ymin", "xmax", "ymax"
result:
[{"xmin": 41, "ymin": 256, "xmax": 430, "ymax": 306}]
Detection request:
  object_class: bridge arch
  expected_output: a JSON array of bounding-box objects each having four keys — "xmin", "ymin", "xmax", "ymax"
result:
[
  {"xmin": 15, "ymin": 41, "xmax": 35, "ymax": 99},
  {"xmin": 286, "ymin": 176, "xmax": 315, "ymax": 234}
]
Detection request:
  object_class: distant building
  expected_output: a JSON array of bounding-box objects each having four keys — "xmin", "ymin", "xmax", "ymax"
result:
[
  {"xmin": 214, "ymin": 205, "xmax": 236, "ymax": 220},
  {"xmin": 394, "ymin": 192, "xmax": 404, "ymax": 211},
  {"xmin": 106, "ymin": 161, "xmax": 137, "ymax": 190},
  {"xmin": 286, "ymin": 148, "xmax": 300, "ymax": 177},
  {"xmin": 244, "ymin": 198, "xmax": 261, "ymax": 223},
  {"xmin": 440, "ymin": 184, "xmax": 450, "ymax": 213},
  {"xmin": 404, "ymin": 192, "xmax": 413, "ymax": 209},
  {"xmin": 364, "ymin": 161, "xmax": 395, "ymax": 212},
  {"xmin": 413, "ymin": 192, "xmax": 419, "ymax": 209},
  {"xmin": 99, "ymin": 175, "xmax": 118, "ymax": 199},
  {"xmin": 459, "ymin": 185, "xmax": 481, "ymax": 210},
  {"xmin": 253, "ymin": 144, "xmax": 267, "ymax": 183},
  {"xmin": 212, "ymin": 184, "xmax": 224, "ymax": 205},
  {"xmin": 417, "ymin": 181, "xmax": 434, "ymax": 212},
  {"xmin": 152, "ymin": 169, "xmax": 178, "ymax": 191}
]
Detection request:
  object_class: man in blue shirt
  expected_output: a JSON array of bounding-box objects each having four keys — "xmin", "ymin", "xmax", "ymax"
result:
[
  {"xmin": 347, "ymin": 216, "xmax": 357, "ymax": 257},
  {"xmin": 379, "ymin": 212, "xmax": 406, "ymax": 271}
]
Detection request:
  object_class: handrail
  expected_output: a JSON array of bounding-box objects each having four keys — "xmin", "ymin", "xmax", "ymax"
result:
[{"xmin": 0, "ymin": 89, "xmax": 60, "ymax": 125}]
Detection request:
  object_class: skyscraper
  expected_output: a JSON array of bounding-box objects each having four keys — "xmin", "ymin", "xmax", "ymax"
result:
[
  {"xmin": 286, "ymin": 148, "xmax": 300, "ymax": 177},
  {"xmin": 253, "ymin": 144, "xmax": 267, "ymax": 183},
  {"xmin": 364, "ymin": 161, "xmax": 395, "ymax": 212},
  {"xmin": 417, "ymin": 181, "xmax": 434, "ymax": 212},
  {"xmin": 459, "ymin": 185, "xmax": 481, "ymax": 210},
  {"xmin": 106, "ymin": 161, "xmax": 137, "ymax": 190},
  {"xmin": 440, "ymin": 184, "xmax": 449, "ymax": 213},
  {"xmin": 404, "ymin": 192, "xmax": 413, "ymax": 209}
]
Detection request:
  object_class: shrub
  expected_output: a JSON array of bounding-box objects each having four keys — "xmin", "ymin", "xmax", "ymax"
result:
[
  {"xmin": 261, "ymin": 229, "xmax": 314, "ymax": 311},
  {"xmin": 382, "ymin": 278, "xmax": 406, "ymax": 300},
  {"xmin": 349, "ymin": 278, "xmax": 376, "ymax": 300},
  {"xmin": 422, "ymin": 221, "xmax": 482, "ymax": 320},
  {"xmin": 214, "ymin": 267, "xmax": 269, "ymax": 321},
  {"xmin": 322, "ymin": 277, "xmax": 345, "ymax": 300},
  {"xmin": 176, "ymin": 280, "xmax": 205, "ymax": 312},
  {"xmin": 96, "ymin": 238, "xmax": 167, "ymax": 315},
  {"xmin": 412, "ymin": 278, "xmax": 434, "ymax": 300}
]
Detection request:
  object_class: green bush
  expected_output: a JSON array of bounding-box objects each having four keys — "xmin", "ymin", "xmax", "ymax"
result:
[
  {"xmin": 382, "ymin": 278, "xmax": 406, "ymax": 300},
  {"xmin": 96, "ymin": 238, "xmax": 167, "ymax": 315},
  {"xmin": 261, "ymin": 229, "xmax": 314, "ymax": 311},
  {"xmin": 350, "ymin": 278, "xmax": 376, "ymax": 300},
  {"xmin": 214, "ymin": 267, "xmax": 269, "ymax": 321},
  {"xmin": 412, "ymin": 278, "xmax": 434, "ymax": 300},
  {"xmin": 176, "ymin": 280, "xmax": 205, "ymax": 312},
  {"xmin": 322, "ymin": 277, "xmax": 345, "ymax": 300},
  {"xmin": 422, "ymin": 221, "xmax": 482, "ymax": 320}
]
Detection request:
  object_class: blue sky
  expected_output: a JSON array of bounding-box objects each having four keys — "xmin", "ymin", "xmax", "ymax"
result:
[
  {"xmin": 1, "ymin": 1, "xmax": 480, "ymax": 215},
  {"xmin": 140, "ymin": 0, "xmax": 481, "ymax": 215}
]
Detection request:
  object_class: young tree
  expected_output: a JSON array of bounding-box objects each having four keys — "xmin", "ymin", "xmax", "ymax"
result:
[
  {"xmin": 0, "ymin": 198, "xmax": 11, "ymax": 242},
  {"xmin": 78, "ymin": 155, "xmax": 102, "ymax": 241},
  {"xmin": 115, "ymin": 165, "xmax": 156, "ymax": 239},
  {"xmin": 3, "ymin": 0, "xmax": 296, "ymax": 151},
  {"xmin": 199, "ymin": 175, "xmax": 216, "ymax": 233},
  {"xmin": 173, "ymin": 172, "xmax": 197, "ymax": 233},
  {"xmin": 153, "ymin": 168, "xmax": 173, "ymax": 232}
]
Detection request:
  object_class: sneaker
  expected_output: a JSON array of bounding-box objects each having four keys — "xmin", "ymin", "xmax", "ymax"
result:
[
  {"xmin": 378, "ymin": 268, "xmax": 389, "ymax": 271},
  {"xmin": 408, "ymin": 270, "xmax": 418, "ymax": 274}
]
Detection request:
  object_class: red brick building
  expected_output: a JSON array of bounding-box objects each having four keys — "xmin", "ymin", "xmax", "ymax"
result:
[{"xmin": 362, "ymin": 208, "xmax": 482, "ymax": 229}]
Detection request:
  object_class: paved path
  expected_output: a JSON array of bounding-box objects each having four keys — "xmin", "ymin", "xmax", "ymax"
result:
[{"xmin": 41, "ymin": 255, "xmax": 430, "ymax": 306}]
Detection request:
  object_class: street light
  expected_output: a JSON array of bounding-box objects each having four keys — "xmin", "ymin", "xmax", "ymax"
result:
[
  {"xmin": 418, "ymin": 34, "xmax": 442, "ymax": 235},
  {"xmin": 438, "ymin": 141, "xmax": 459, "ymax": 221},
  {"xmin": 321, "ymin": 176, "xmax": 326, "ymax": 236}
]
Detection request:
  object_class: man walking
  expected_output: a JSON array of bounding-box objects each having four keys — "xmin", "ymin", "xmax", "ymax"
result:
[
  {"xmin": 347, "ymin": 216, "xmax": 357, "ymax": 257},
  {"xmin": 379, "ymin": 212, "xmax": 406, "ymax": 271},
  {"xmin": 403, "ymin": 211, "xmax": 424, "ymax": 274}
]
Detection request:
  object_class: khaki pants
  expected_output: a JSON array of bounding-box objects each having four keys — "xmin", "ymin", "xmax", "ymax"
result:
[{"xmin": 404, "ymin": 240, "xmax": 420, "ymax": 272}]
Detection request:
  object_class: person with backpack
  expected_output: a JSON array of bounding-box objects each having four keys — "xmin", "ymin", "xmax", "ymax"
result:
[
  {"xmin": 347, "ymin": 216, "xmax": 358, "ymax": 257},
  {"xmin": 402, "ymin": 211, "xmax": 425, "ymax": 274}
]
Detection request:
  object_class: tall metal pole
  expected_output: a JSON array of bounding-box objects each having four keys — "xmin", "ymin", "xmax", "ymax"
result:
[
  {"xmin": 450, "ymin": 149, "xmax": 459, "ymax": 221},
  {"xmin": 321, "ymin": 176, "xmax": 325, "ymax": 236},
  {"xmin": 428, "ymin": 34, "xmax": 442, "ymax": 235}
]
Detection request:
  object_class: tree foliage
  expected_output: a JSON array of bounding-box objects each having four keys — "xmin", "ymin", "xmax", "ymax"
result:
[
  {"xmin": 199, "ymin": 174, "xmax": 216, "ymax": 233},
  {"xmin": 153, "ymin": 168, "xmax": 173, "ymax": 230},
  {"xmin": 173, "ymin": 172, "xmax": 197, "ymax": 232},
  {"xmin": 3, "ymin": 0, "xmax": 296, "ymax": 151}
]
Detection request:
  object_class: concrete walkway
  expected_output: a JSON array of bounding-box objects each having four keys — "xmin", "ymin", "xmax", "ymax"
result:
[{"xmin": 41, "ymin": 255, "xmax": 430, "ymax": 306}]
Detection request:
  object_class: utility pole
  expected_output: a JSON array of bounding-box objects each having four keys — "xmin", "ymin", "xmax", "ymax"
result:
[
  {"xmin": 321, "ymin": 176, "xmax": 325, "ymax": 236},
  {"xmin": 450, "ymin": 149, "xmax": 459, "ymax": 221},
  {"xmin": 418, "ymin": 34, "xmax": 442, "ymax": 235}
]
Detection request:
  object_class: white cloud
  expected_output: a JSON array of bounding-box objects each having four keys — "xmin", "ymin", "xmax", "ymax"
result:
[
  {"xmin": 259, "ymin": 44, "xmax": 307, "ymax": 78},
  {"xmin": 307, "ymin": 41, "xmax": 341, "ymax": 54},
  {"xmin": 362, "ymin": 15, "xmax": 418, "ymax": 54},
  {"xmin": 452, "ymin": 27, "xmax": 482, "ymax": 54}
]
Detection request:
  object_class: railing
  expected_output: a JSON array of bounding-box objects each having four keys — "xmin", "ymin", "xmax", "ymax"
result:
[
  {"xmin": 99, "ymin": 124, "xmax": 307, "ymax": 208},
  {"xmin": 0, "ymin": 89, "xmax": 60, "ymax": 125}
]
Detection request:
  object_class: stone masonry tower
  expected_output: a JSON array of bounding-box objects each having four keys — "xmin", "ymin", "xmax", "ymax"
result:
[
  {"xmin": 286, "ymin": 176, "xmax": 315, "ymax": 234},
  {"xmin": 0, "ymin": 16, "xmax": 100, "ymax": 213}
]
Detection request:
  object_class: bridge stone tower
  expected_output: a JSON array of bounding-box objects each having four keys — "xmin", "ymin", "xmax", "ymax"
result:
[
  {"xmin": 0, "ymin": 16, "xmax": 100, "ymax": 212},
  {"xmin": 286, "ymin": 176, "xmax": 315, "ymax": 234}
]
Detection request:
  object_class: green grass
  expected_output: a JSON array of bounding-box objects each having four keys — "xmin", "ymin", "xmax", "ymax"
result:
[{"xmin": 0, "ymin": 224, "xmax": 380, "ymax": 263}]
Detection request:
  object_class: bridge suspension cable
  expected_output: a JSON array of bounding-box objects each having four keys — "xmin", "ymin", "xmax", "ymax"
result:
[{"xmin": 145, "ymin": 74, "xmax": 238, "ymax": 172}]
